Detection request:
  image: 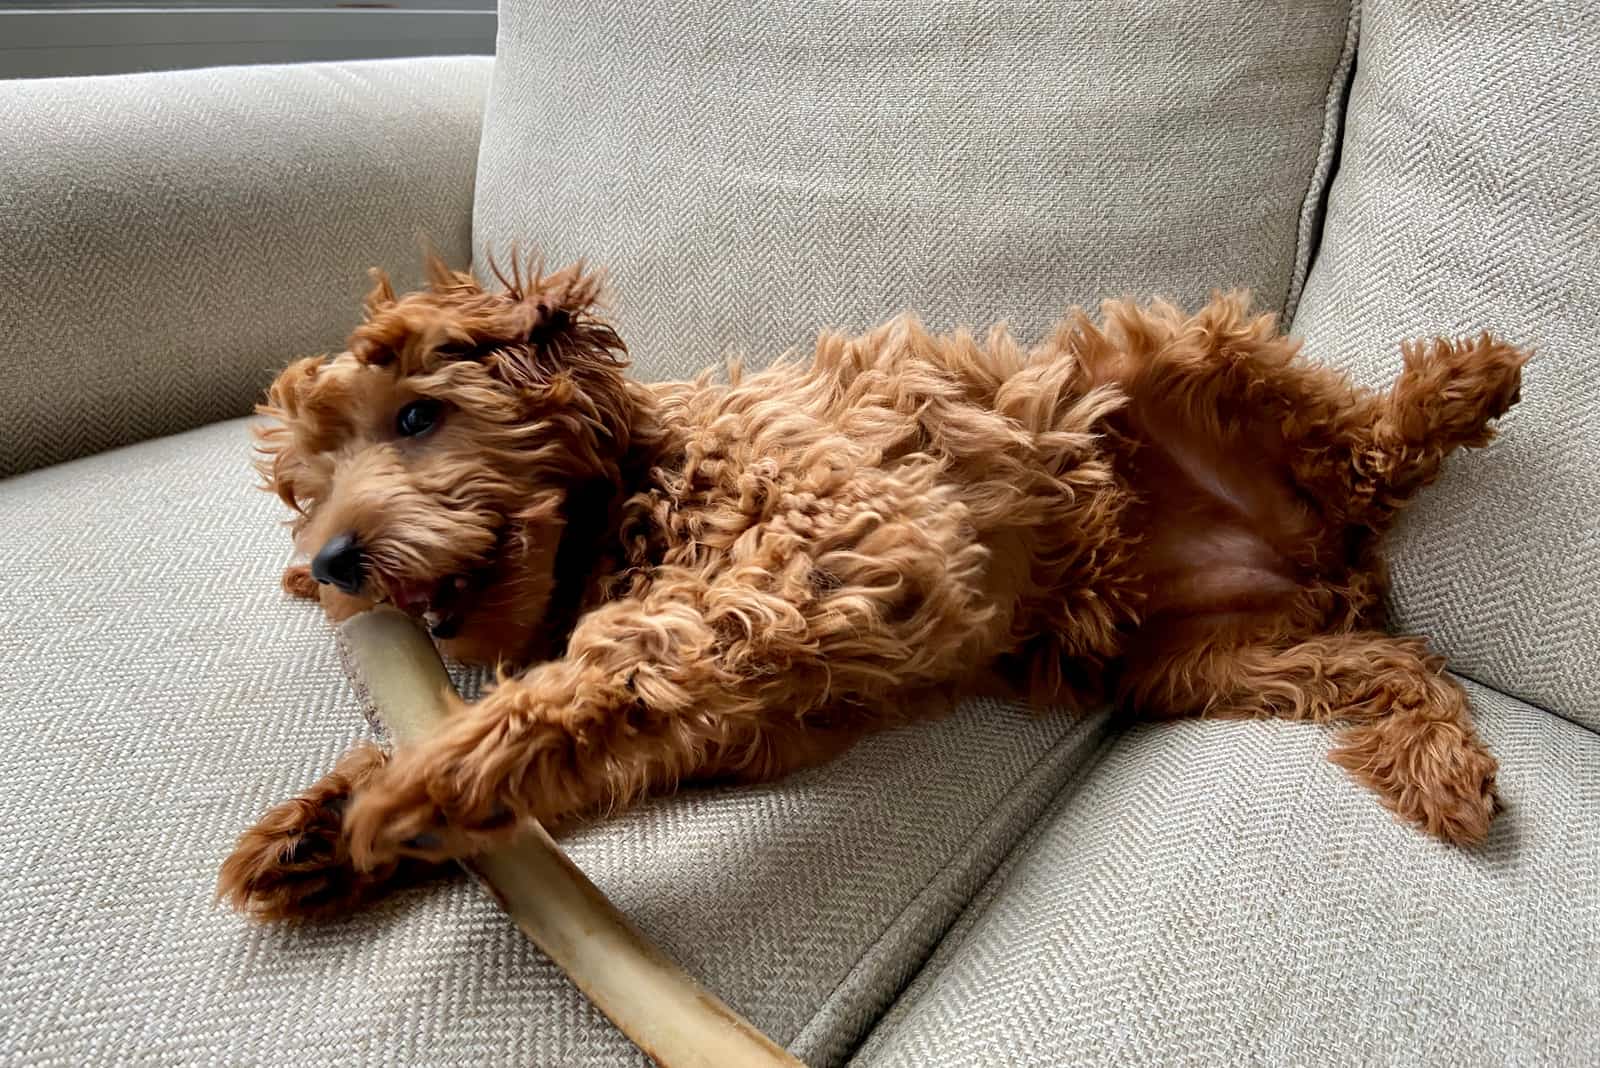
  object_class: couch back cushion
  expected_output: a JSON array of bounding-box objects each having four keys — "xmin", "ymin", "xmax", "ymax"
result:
[
  {"xmin": 0, "ymin": 58, "xmax": 490, "ymax": 479},
  {"xmin": 474, "ymin": 0, "xmax": 1357, "ymax": 382},
  {"xmin": 1291, "ymin": 0, "xmax": 1600, "ymax": 723}
]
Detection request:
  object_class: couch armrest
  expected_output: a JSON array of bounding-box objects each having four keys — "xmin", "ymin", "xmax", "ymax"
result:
[{"xmin": 0, "ymin": 56, "xmax": 493, "ymax": 478}]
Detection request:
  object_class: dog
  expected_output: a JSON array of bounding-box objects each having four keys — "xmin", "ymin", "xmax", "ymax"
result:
[{"xmin": 220, "ymin": 258, "xmax": 1526, "ymax": 921}]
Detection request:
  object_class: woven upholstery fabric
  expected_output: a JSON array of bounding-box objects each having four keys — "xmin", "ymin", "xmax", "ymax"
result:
[
  {"xmin": 854, "ymin": 686, "xmax": 1600, "ymax": 1066},
  {"xmin": 0, "ymin": 419, "xmax": 1106, "ymax": 1066},
  {"xmin": 0, "ymin": 57, "xmax": 491, "ymax": 479},
  {"xmin": 1290, "ymin": 0, "xmax": 1600, "ymax": 722},
  {"xmin": 474, "ymin": 0, "xmax": 1357, "ymax": 381}
]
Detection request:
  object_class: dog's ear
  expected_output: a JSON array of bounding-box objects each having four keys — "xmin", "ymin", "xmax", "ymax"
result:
[
  {"xmin": 253, "ymin": 354, "xmax": 328, "ymax": 514},
  {"xmin": 476, "ymin": 258, "xmax": 628, "ymax": 391},
  {"xmin": 348, "ymin": 256, "xmax": 626, "ymax": 383},
  {"xmin": 476, "ymin": 258, "xmax": 640, "ymax": 482}
]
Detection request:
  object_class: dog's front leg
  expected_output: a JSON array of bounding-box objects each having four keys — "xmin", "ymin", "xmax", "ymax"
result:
[{"xmin": 339, "ymin": 584, "xmax": 806, "ymax": 869}]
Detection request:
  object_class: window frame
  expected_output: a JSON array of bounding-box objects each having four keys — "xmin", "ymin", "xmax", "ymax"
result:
[{"xmin": 0, "ymin": 2, "xmax": 495, "ymax": 79}]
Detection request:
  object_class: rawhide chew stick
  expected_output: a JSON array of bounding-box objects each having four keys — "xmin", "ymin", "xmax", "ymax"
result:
[{"xmin": 336, "ymin": 607, "xmax": 803, "ymax": 1068}]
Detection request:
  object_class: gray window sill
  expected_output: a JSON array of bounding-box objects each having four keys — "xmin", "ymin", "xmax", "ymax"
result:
[{"xmin": 0, "ymin": 5, "xmax": 495, "ymax": 79}]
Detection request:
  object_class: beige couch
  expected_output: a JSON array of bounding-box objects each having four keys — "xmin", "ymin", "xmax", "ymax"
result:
[{"xmin": 2, "ymin": 1, "xmax": 1595, "ymax": 1064}]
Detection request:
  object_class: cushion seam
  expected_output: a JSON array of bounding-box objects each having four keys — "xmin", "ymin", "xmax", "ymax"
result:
[
  {"xmin": 1451, "ymin": 668, "xmax": 1597, "ymax": 738},
  {"xmin": 1281, "ymin": 0, "xmax": 1362, "ymax": 322},
  {"xmin": 823, "ymin": 721, "xmax": 1124, "ymax": 1064},
  {"xmin": 789, "ymin": 711, "xmax": 1115, "ymax": 1061}
]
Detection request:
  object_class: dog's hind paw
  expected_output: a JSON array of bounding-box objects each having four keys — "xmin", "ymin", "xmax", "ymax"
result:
[
  {"xmin": 1330, "ymin": 711, "xmax": 1500, "ymax": 846},
  {"xmin": 1394, "ymin": 334, "xmax": 1528, "ymax": 447}
]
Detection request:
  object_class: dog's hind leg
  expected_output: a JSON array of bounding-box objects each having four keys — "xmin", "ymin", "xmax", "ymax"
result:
[
  {"xmin": 1356, "ymin": 334, "xmax": 1526, "ymax": 522},
  {"xmin": 218, "ymin": 743, "xmax": 449, "ymax": 921},
  {"xmin": 1122, "ymin": 629, "xmax": 1499, "ymax": 846},
  {"xmin": 1075, "ymin": 297, "xmax": 1525, "ymax": 534}
]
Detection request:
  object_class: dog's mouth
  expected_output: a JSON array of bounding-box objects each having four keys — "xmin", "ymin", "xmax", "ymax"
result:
[{"xmin": 381, "ymin": 569, "xmax": 489, "ymax": 640}]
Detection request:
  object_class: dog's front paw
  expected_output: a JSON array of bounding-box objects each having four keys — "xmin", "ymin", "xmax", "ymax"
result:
[
  {"xmin": 281, "ymin": 564, "xmax": 320, "ymax": 600},
  {"xmin": 218, "ymin": 744, "xmax": 449, "ymax": 921},
  {"xmin": 219, "ymin": 745, "xmax": 406, "ymax": 921},
  {"xmin": 340, "ymin": 766, "xmax": 444, "ymax": 870},
  {"xmin": 1330, "ymin": 713, "xmax": 1500, "ymax": 846},
  {"xmin": 342, "ymin": 754, "xmax": 516, "ymax": 870}
]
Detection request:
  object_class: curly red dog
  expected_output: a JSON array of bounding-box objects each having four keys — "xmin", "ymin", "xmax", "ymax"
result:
[{"xmin": 221, "ymin": 258, "xmax": 1525, "ymax": 920}]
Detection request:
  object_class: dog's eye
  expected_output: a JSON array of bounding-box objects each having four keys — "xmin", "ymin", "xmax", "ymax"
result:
[{"xmin": 396, "ymin": 398, "xmax": 443, "ymax": 437}]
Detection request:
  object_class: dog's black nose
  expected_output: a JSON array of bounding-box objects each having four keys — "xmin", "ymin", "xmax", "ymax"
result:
[{"xmin": 310, "ymin": 532, "xmax": 364, "ymax": 594}]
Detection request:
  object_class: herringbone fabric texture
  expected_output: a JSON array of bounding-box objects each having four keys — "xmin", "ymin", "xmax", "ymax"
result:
[
  {"xmin": 1290, "ymin": 0, "xmax": 1600, "ymax": 722},
  {"xmin": 8, "ymin": 4, "xmax": 1592, "ymax": 1064},
  {"xmin": 853, "ymin": 692, "xmax": 1600, "ymax": 1066},
  {"xmin": 474, "ymin": 0, "xmax": 1356, "ymax": 381},
  {"xmin": 0, "ymin": 419, "xmax": 1106, "ymax": 1065},
  {"xmin": 0, "ymin": 58, "xmax": 492, "ymax": 479}
]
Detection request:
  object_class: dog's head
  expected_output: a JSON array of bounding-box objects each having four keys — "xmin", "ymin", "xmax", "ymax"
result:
[{"xmin": 255, "ymin": 258, "xmax": 638, "ymax": 665}]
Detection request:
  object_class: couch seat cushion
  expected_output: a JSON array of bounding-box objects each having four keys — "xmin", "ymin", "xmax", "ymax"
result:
[
  {"xmin": 853, "ymin": 683, "xmax": 1600, "ymax": 1065},
  {"xmin": 0, "ymin": 418, "xmax": 1106, "ymax": 1065}
]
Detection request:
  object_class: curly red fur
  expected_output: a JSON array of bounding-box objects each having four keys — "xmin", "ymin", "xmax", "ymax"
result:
[{"xmin": 221, "ymin": 258, "xmax": 1526, "ymax": 920}]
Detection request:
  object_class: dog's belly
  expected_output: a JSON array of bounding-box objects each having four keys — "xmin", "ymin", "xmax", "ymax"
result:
[
  {"xmin": 1116, "ymin": 397, "xmax": 1320, "ymax": 627},
  {"xmin": 1138, "ymin": 527, "xmax": 1302, "ymax": 617}
]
